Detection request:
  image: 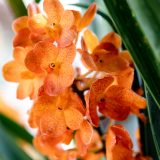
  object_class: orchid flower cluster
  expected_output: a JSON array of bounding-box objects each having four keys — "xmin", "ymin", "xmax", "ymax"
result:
[{"xmin": 3, "ymin": 0, "xmax": 151, "ymax": 159}]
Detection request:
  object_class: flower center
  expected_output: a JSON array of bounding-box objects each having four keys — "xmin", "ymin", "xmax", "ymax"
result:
[
  {"xmin": 100, "ymin": 98, "xmax": 105, "ymax": 102},
  {"xmin": 49, "ymin": 63, "xmax": 55, "ymax": 69}
]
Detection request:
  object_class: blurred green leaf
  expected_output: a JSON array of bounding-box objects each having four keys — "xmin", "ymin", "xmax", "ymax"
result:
[
  {"xmin": 0, "ymin": 122, "xmax": 32, "ymax": 160},
  {"xmin": 6, "ymin": 0, "xmax": 27, "ymax": 17},
  {"xmin": 103, "ymin": 0, "xmax": 160, "ymax": 109},
  {"xmin": 0, "ymin": 114, "xmax": 33, "ymax": 144},
  {"xmin": 35, "ymin": 0, "xmax": 41, "ymax": 3},
  {"xmin": 145, "ymin": 87, "xmax": 160, "ymax": 159},
  {"xmin": 139, "ymin": 108, "xmax": 159, "ymax": 159}
]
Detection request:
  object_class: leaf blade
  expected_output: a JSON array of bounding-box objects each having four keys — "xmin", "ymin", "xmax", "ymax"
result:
[
  {"xmin": 0, "ymin": 122, "xmax": 32, "ymax": 160},
  {"xmin": 0, "ymin": 114, "xmax": 33, "ymax": 144},
  {"xmin": 6, "ymin": 0, "xmax": 27, "ymax": 17}
]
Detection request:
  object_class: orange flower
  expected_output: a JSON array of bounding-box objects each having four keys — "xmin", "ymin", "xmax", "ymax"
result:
[
  {"xmin": 29, "ymin": 89, "xmax": 85, "ymax": 137},
  {"xmin": 43, "ymin": 0, "xmax": 77, "ymax": 47},
  {"xmin": 106, "ymin": 124, "xmax": 134, "ymax": 160},
  {"xmin": 3, "ymin": 47, "xmax": 43, "ymax": 99},
  {"xmin": 72, "ymin": 3, "xmax": 97, "ymax": 32},
  {"xmin": 79, "ymin": 30, "xmax": 130, "ymax": 73},
  {"xmin": 106, "ymin": 125, "xmax": 152, "ymax": 160},
  {"xmin": 25, "ymin": 40, "xmax": 76, "ymax": 96},
  {"xmin": 12, "ymin": 3, "xmax": 42, "ymax": 47},
  {"xmin": 34, "ymin": 130, "xmax": 74, "ymax": 160},
  {"xmin": 88, "ymin": 67, "xmax": 146, "ymax": 127}
]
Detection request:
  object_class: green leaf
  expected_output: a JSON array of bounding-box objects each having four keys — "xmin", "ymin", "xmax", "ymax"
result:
[
  {"xmin": 145, "ymin": 87, "xmax": 160, "ymax": 159},
  {"xmin": 139, "ymin": 109, "xmax": 159, "ymax": 159},
  {"xmin": 69, "ymin": 3, "xmax": 116, "ymax": 31},
  {"xmin": 35, "ymin": 0, "xmax": 41, "ymax": 3},
  {"xmin": 6, "ymin": 0, "xmax": 27, "ymax": 17},
  {"xmin": 103, "ymin": 0, "xmax": 160, "ymax": 109},
  {"xmin": 0, "ymin": 114, "xmax": 33, "ymax": 144},
  {"xmin": 0, "ymin": 122, "xmax": 32, "ymax": 160}
]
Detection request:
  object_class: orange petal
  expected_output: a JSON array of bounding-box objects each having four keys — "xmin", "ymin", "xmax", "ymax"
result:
[
  {"xmin": 62, "ymin": 130, "xmax": 73, "ymax": 145},
  {"xmin": 25, "ymin": 41, "xmax": 59, "ymax": 73},
  {"xmin": 3, "ymin": 61, "xmax": 26, "ymax": 82},
  {"xmin": 98, "ymin": 98, "xmax": 130, "ymax": 121},
  {"xmin": 88, "ymin": 130, "xmax": 103, "ymax": 151},
  {"xmin": 92, "ymin": 51, "xmax": 129, "ymax": 72},
  {"xmin": 75, "ymin": 130, "xmax": 88, "ymax": 156},
  {"xmin": 17, "ymin": 80, "xmax": 33, "ymax": 99},
  {"xmin": 60, "ymin": 10, "xmax": 74, "ymax": 29},
  {"xmin": 84, "ymin": 152, "xmax": 104, "ymax": 160},
  {"xmin": 30, "ymin": 77, "xmax": 44, "ymax": 99},
  {"xmin": 57, "ymin": 44, "xmax": 76, "ymax": 64},
  {"xmin": 80, "ymin": 50, "xmax": 97, "ymax": 70},
  {"xmin": 43, "ymin": 0, "xmax": 64, "ymax": 24},
  {"xmin": 44, "ymin": 64, "xmax": 74, "ymax": 96},
  {"xmin": 101, "ymin": 32, "xmax": 122, "ymax": 49},
  {"xmin": 93, "ymin": 42, "xmax": 118, "ymax": 54},
  {"xmin": 91, "ymin": 76, "xmax": 114, "ymax": 96},
  {"xmin": 71, "ymin": 10, "xmax": 82, "ymax": 27},
  {"xmin": 69, "ymin": 91, "xmax": 86, "ymax": 115},
  {"xmin": 120, "ymin": 50, "xmax": 133, "ymax": 66},
  {"xmin": 100, "ymin": 55, "xmax": 129, "ymax": 73},
  {"xmin": 80, "ymin": 120, "xmax": 93, "ymax": 145},
  {"xmin": 33, "ymin": 132, "xmax": 64, "ymax": 159},
  {"xmin": 83, "ymin": 29, "xmax": 99, "ymax": 52},
  {"xmin": 64, "ymin": 107, "xmax": 83, "ymax": 130},
  {"xmin": 27, "ymin": 3, "xmax": 40, "ymax": 17},
  {"xmin": 28, "ymin": 14, "xmax": 47, "ymax": 32},
  {"xmin": 40, "ymin": 109, "xmax": 67, "ymax": 137},
  {"xmin": 88, "ymin": 94, "xmax": 99, "ymax": 127},
  {"xmin": 106, "ymin": 85, "xmax": 147, "ymax": 109},
  {"xmin": 28, "ymin": 94, "xmax": 56, "ymax": 128},
  {"xmin": 106, "ymin": 124, "xmax": 133, "ymax": 160},
  {"xmin": 12, "ymin": 16, "xmax": 28, "ymax": 33},
  {"xmin": 13, "ymin": 28, "xmax": 32, "ymax": 47},
  {"xmin": 81, "ymin": 37, "xmax": 88, "ymax": 52},
  {"xmin": 13, "ymin": 47, "xmax": 27, "ymax": 64},
  {"xmin": 57, "ymin": 27, "xmax": 76, "ymax": 47},
  {"xmin": 78, "ymin": 3, "xmax": 97, "ymax": 31},
  {"xmin": 20, "ymin": 70, "xmax": 35, "ymax": 79},
  {"xmin": 115, "ymin": 67, "xmax": 134, "ymax": 89},
  {"xmin": 131, "ymin": 107, "xmax": 146, "ymax": 122}
]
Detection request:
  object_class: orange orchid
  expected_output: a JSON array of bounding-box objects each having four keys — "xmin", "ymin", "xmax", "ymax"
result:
[
  {"xmin": 25, "ymin": 40, "xmax": 76, "ymax": 96},
  {"xmin": 13, "ymin": 1, "xmax": 76, "ymax": 48},
  {"xmin": 12, "ymin": 3, "xmax": 42, "ymax": 47},
  {"xmin": 87, "ymin": 67, "xmax": 146, "ymax": 127},
  {"xmin": 29, "ymin": 89, "xmax": 85, "ymax": 137},
  {"xmin": 3, "ymin": 47, "xmax": 44, "ymax": 99},
  {"xmin": 43, "ymin": 0, "xmax": 77, "ymax": 47},
  {"xmin": 79, "ymin": 30, "xmax": 131, "ymax": 73},
  {"xmin": 34, "ymin": 130, "xmax": 76, "ymax": 160},
  {"xmin": 106, "ymin": 124, "xmax": 134, "ymax": 160},
  {"xmin": 106, "ymin": 125, "xmax": 152, "ymax": 160}
]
